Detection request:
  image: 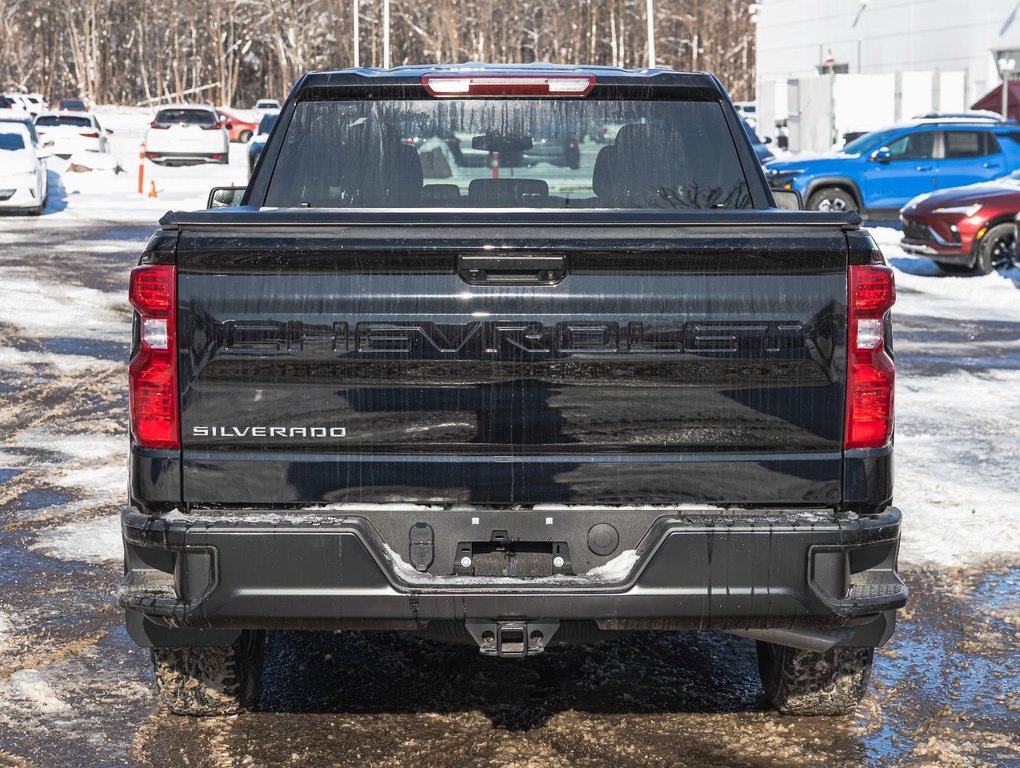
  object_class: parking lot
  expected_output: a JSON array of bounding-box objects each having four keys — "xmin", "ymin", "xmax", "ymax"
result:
[{"xmin": 0, "ymin": 112, "xmax": 1018, "ymax": 767}]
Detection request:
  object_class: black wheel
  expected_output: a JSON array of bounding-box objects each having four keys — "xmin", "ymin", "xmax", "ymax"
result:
[
  {"xmin": 973, "ymin": 223, "xmax": 1015, "ymax": 275},
  {"xmin": 757, "ymin": 641, "xmax": 874, "ymax": 716},
  {"xmin": 151, "ymin": 630, "xmax": 265, "ymax": 716},
  {"xmin": 238, "ymin": 130, "xmax": 253, "ymax": 143},
  {"xmin": 807, "ymin": 186, "xmax": 858, "ymax": 213}
]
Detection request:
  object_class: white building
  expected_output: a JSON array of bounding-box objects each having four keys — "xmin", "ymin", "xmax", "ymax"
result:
[{"xmin": 754, "ymin": 0, "xmax": 1020, "ymax": 151}]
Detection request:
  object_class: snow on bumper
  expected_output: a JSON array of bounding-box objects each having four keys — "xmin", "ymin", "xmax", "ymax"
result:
[{"xmin": 119, "ymin": 506, "xmax": 905, "ymax": 642}]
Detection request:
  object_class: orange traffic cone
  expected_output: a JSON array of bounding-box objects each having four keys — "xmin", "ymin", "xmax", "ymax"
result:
[{"xmin": 148, "ymin": 180, "xmax": 158, "ymax": 199}]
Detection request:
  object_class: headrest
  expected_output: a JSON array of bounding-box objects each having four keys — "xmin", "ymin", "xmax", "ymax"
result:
[
  {"xmin": 468, "ymin": 178, "xmax": 549, "ymax": 206},
  {"xmin": 592, "ymin": 145, "xmax": 617, "ymax": 200}
]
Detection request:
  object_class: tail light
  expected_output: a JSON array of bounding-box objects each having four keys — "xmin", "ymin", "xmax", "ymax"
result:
[
  {"xmin": 845, "ymin": 264, "xmax": 895, "ymax": 449},
  {"xmin": 129, "ymin": 265, "xmax": 179, "ymax": 449},
  {"xmin": 80, "ymin": 131, "xmax": 99, "ymax": 138},
  {"xmin": 149, "ymin": 121, "xmax": 168, "ymax": 129}
]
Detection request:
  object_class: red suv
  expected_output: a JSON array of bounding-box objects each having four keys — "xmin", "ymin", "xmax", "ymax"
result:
[{"xmin": 900, "ymin": 171, "xmax": 1020, "ymax": 274}]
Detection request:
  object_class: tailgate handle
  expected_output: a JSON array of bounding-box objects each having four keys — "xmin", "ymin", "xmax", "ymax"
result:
[{"xmin": 458, "ymin": 254, "xmax": 566, "ymax": 284}]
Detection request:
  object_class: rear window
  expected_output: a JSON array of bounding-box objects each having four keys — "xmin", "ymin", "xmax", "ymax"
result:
[
  {"xmin": 154, "ymin": 109, "xmax": 217, "ymax": 127},
  {"xmin": 36, "ymin": 115, "xmax": 92, "ymax": 128},
  {"xmin": 0, "ymin": 133, "xmax": 26, "ymax": 151},
  {"xmin": 263, "ymin": 99, "xmax": 752, "ymax": 210}
]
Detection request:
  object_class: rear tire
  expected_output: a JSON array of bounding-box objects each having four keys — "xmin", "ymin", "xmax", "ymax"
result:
[
  {"xmin": 807, "ymin": 186, "xmax": 858, "ymax": 213},
  {"xmin": 238, "ymin": 130, "xmax": 253, "ymax": 143},
  {"xmin": 151, "ymin": 630, "xmax": 265, "ymax": 716},
  {"xmin": 973, "ymin": 223, "xmax": 1015, "ymax": 275},
  {"xmin": 756, "ymin": 641, "xmax": 873, "ymax": 716}
]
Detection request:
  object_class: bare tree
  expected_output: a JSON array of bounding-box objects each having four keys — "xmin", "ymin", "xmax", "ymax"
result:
[{"xmin": 0, "ymin": 0, "xmax": 755, "ymax": 105}]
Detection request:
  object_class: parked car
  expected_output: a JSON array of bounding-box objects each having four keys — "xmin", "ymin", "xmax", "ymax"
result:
[
  {"xmin": 58, "ymin": 98, "xmax": 88, "ymax": 112},
  {"xmin": 253, "ymin": 99, "xmax": 280, "ymax": 115},
  {"xmin": 741, "ymin": 116, "xmax": 774, "ymax": 164},
  {"xmin": 766, "ymin": 119, "xmax": 1020, "ymax": 217},
  {"xmin": 144, "ymin": 105, "xmax": 229, "ymax": 166},
  {"xmin": 34, "ymin": 111, "xmax": 112, "ymax": 158},
  {"xmin": 123, "ymin": 65, "xmax": 904, "ymax": 720},
  {"xmin": 900, "ymin": 170, "xmax": 1020, "ymax": 273},
  {"xmin": 216, "ymin": 109, "xmax": 257, "ymax": 143},
  {"xmin": 2, "ymin": 93, "xmax": 28, "ymax": 114},
  {"xmin": 0, "ymin": 123, "xmax": 48, "ymax": 215},
  {"xmin": 2, "ymin": 92, "xmax": 47, "ymax": 117},
  {"xmin": 0, "ymin": 113, "xmax": 49, "ymax": 153},
  {"xmin": 440, "ymin": 130, "xmax": 582, "ymax": 170},
  {"xmin": 0, "ymin": 94, "xmax": 18, "ymax": 111},
  {"xmin": 24, "ymin": 93, "xmax": 48, "ymax": 112},
  {"xmin": 246, "ymin": 111, "xmax": 278, "ymax": 175}
]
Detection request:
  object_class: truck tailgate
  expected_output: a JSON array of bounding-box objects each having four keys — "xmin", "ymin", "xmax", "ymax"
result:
[{"xmin": 175, "ymin": 222, "xmax": 848, "ymax": 506}]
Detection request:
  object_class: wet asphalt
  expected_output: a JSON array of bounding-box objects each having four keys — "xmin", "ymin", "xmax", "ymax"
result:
[{"xmin": 0, "ymin": 218, "xmax": 1017, "ymax": 768}]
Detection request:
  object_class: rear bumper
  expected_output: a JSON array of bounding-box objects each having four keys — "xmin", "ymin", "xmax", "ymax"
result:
[
  {"xmin": 144, "ymin": 150, "xmax": 226, "ymax": 164},
  {"xmin": 120, "ymin": 506, "xmax": 905, "ymax": 645}
]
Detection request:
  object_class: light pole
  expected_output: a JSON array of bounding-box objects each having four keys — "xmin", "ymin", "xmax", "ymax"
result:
[
  {"xmin": 383, "ymin": 0, "xmax": 391, "ymax": 68},
  {"xmin": 646, "ymin": 0, "xmax": 655, "ymax": 68},
  {"xmin": 999, "ymin": 57, "xmax": 1015, "ymax": 119},
  {"xmin": 353, "ymin": 0, "xmax": 360, "ymax": 67}
]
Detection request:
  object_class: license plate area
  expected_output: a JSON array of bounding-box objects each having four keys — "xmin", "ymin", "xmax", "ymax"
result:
[{"xmin": 455, "ymin": 532, "xmax": 572, "ymax": 577}]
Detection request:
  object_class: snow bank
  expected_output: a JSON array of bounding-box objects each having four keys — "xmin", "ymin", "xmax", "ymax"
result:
[
  {"xmin": 31, "ymin": 515, "xmax": 122, "ymax": 565},
  {"xmin": 894, "ymin": 369, "xmax": 1020, "ymax": 566},
  {"xmin": 66, "ymin": 150, "xmax": 122, "ymax": 174},
  {"xmin": 867, "ymin": 225, "xmax": 1020, "ymax": 567}
]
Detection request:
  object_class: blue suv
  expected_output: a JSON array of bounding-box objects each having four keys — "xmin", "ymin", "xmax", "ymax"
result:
[{"xmin": 765, "ymin": 120, "xmax": 1020, "ymax": 216}]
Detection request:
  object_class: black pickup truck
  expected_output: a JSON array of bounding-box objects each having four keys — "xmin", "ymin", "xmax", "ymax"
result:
[{"xmin": 120, "ymin": 65, "xmax": 905, "ymax": 717}]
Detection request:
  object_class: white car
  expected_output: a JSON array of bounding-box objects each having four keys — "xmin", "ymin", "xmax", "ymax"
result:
[
  {"xmin": 34, "ymin": 111, "xmax": 111, "ymax": 158},
  {"xmin": 144, "ymin": 105, "xmax": 229, "ymax": 166},
  {"xmin": 253, "ymin": 99, "xmax": 281, "ymax": 116},
  {"xmin": 0, "ymin": 123, "xmax": 48, "ymax": 215},
  {"xmin": 0, "ymin": 113, "xmax": 49, "ymax": 153},
  {"xmin": 2, "ymin": 92, "xmax": 46, "ymax": 117}
]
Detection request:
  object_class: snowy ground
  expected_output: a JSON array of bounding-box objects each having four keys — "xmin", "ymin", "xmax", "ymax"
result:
[{"xmin": 0, "ymin": 110, "xmax": 1017, "ymax": 767}]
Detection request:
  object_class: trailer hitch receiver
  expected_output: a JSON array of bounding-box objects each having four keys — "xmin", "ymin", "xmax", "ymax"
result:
[{"xmin": 465, "ymin": 620, "xmax": 560, "ymax": 657}]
